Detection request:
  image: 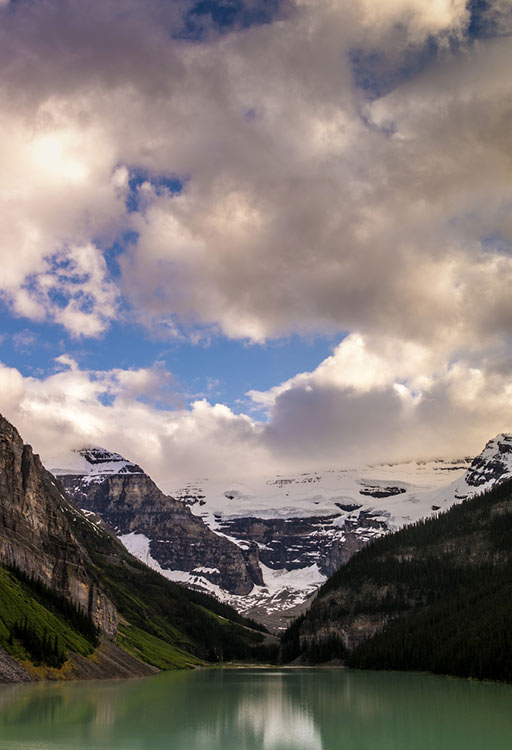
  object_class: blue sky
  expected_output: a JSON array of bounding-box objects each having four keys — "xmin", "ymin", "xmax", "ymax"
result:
[{"xmin": 0, "ymin": 300, "xmax": 339, "ymax": 414}]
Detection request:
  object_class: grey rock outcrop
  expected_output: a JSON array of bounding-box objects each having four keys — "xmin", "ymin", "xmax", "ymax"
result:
[
  {"xmin": 0, "ymin": 416, "xmax": 117, "ymax": 639},
  {"xmin": 465, "ymin": 434, "xmax": 512, "ymax": 487},
  {"xmin": 0, "ymin": 645, "xmax": 33, "ymax": 683},
  {"xmin": 58, "ymin": 464, "xmax": 263, "ymax": 595},
  {"xmin": 216, "ymin": 510, "xmax": 387, "ymax": 577}
]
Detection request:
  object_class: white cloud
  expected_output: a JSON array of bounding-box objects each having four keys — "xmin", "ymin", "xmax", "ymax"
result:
[
  {"xmin": 0, "ymin": 357, "xmax": 268, "ymax": 483},
  {"xmin": 0, "ymin": 99, "xmax": 124, "ymax": 335},
  {"xmin": 248, "ymin": 334, "xmax": 441, "ymax": 407},
  {"xmin": 261, "ymin": 339, "xmax": 512, "ymax": 466},
  {"xmin": 1, "ymin": 0, "xmax": 512, "ymax": 472},
  {"xmin": 0, "ymin": 339, "xmax": 511, "ymax": 485},
  {"xmin": 112, "ymin": 2, "xmax": 512, "ymax": 352},
  {"xmin": 357, "ymin": 0, "xmax": 468, "ymax": 40},
  {"xmin": 17, "ymin": 244, "xmax": 120, "ymax": 338},
  {"xmin": 0, "ymin": 0, "xmax": 505, "ymax": 346}
]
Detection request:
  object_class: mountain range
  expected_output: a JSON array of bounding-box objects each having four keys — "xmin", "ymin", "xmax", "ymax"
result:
[
  {"xmin": 47, "ymin": 434, "xmax": 512, "ymax": 630},
  {"xmin": 2, "ymin": 409, "xmax": 512, "ymax": 683}
]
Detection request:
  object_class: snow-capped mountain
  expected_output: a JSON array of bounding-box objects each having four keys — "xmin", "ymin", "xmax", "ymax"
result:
[
  {"xmin": 48, "ymin": 448, "xmax": 263, "ymax": 599},
  {"xmin": 46, "ymin": 436, "xmax": 512, "ymax": 630},
  {"xmin": 48, "ymin": 447, "xmax": 144, "ymax": 479},
  {"xmin": 450, "ymin": 433, "xmax": 512, "ymax": 498},
  {"xmin": 167, "ymin": 457, "xmax": 472, "ymax": 529},
  {"xmin": 161, "ymin": 458, "xmax": 472, "ymax": 626}
]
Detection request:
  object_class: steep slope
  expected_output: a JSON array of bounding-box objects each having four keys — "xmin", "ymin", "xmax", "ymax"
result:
[
  {"xmin": 51, "ymin": 435, "xmax": 512, "ymax": 632},
  {"xmin": 0, "ymin": 415, "xmax": 276, "ymax": 681},
  {"xmin": 449, "ymin": 433, "xmax": 512, "ymax": 498},
  {"xmin": 0, "ymin": 563, "xmax": 157, "ymax": 682},
  {"xmin": 282, "ymin": 472, "xmax": 512, "ymax": 682},
  {"xmin": 64, "ymin": 503, "xmax": 276, "ymax": 668},
  {"xmin": 51, "ymin": 448, "xmax": 263, "ymax": 596},
  {"xmin": 167, "ymin": 437, "xmax": 512, "ymax": 626},
  {"xmin": 0, "ymin": 417, "xmax": 116, "ymax": 638},
  {"xmin": 167, "ymin": 458, "xmax": 476, "ymax": 626}
]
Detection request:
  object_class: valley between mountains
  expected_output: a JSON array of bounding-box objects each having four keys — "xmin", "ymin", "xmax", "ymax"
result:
[{"xmin": 1, "ymin": 409, "xmax": 512, "ymax": 683}]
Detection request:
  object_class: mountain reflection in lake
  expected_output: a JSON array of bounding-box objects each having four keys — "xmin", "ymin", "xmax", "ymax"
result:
[{"xmin": 0, "ymin": 668, "xmax": 512, "ymax": 750}]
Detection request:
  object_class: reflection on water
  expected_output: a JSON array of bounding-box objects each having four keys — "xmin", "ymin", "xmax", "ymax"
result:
[
  {"xmin": 0, "ymin": 668, "xmax": 512, "ymax": 750},
  {"xmin": 234, "ymin": 673, "xmax": 322, "ymax": 750}
]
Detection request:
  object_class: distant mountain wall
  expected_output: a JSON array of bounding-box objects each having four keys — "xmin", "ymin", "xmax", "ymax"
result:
[{"xmin": 57, "ymin": 463, "xmax": 264, "ymax": 596}]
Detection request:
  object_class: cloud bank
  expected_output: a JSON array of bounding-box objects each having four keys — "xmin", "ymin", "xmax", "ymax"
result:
[
  {"xmin": 1, "ymin": 0, "xmax": 512, "ymax": 475},
  {"xmin": 0, "ymin": 340, "xmax": 510, "ymax": 485}
]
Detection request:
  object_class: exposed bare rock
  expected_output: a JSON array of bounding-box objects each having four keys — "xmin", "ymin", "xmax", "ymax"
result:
[
  {"xmin": 465, "ymin": 434, "xmax": 512, "ymax": 488},
  {"xmin": 0, "ymin": 645, "xmax": 33, "ymax": 683},
  {"xmin": 0, "ymin": 415, "xmax": 117, "ymax": 639},
  {"xmin": 58, "ymin": 465, "xmax": 263, "ymax": 596},
  {"xmin": 215, "ymin": 511, "xmax": 387, "ymax": 577},
  {"xmin": 69, "ymin": 641, "xmax": 159, "ymax": 680},
  {"xmin": 359, "ymin": 485, "xmax": 406, "ymax": 498}
]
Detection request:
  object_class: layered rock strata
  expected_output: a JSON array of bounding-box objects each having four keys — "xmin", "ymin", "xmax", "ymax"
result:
[
  {"xmin": 56, "ymin": 454, "xmax": 263, "ymax": 596},
  {"xmin": 0, "ymin": 416, "xmax": 117, "ymax": 638}
]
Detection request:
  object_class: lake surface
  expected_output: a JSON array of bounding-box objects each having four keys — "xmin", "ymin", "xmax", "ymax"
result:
[{"xmin": 0, "ymin": 668, "xmax": 511, "ymax": 750}]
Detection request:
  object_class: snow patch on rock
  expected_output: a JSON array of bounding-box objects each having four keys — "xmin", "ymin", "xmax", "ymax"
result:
[{"xmin": 48, "ymin": 447, "xmax": 143, "ymax": 483}]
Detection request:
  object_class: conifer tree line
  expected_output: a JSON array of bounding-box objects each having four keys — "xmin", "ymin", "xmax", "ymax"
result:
[
  {"xmin": 9, "ymin": 618, "xmax": 66, "ymax": 668},
  {"xmin": 8, "ymin": 564, "xmax": 100, "ymax": 646},
  {"xmin": 281, "ymin": 477, "xmax": 512, "ymax": 682}
]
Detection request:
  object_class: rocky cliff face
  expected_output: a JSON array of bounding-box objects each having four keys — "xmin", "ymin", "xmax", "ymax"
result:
[
  {"xmin": 49, "ymin": 447, "xmax": 475, "ymax": 629},
  {"xmin": 52, "ymin": 450, "xmax": 398, "ymax": 628},
  {"xmin": 55, "ymin": 451, "xmax": 263, "ymax": 596},
  {"xmin": 0, "ymin": 416, "xmax": 277, "ymax": 682},
  {"xmin": 0, "ymin": 417, "xmax": 117, "ymax": 638},
  {"xmin": 166, "ymin": 460, "xmax": 472, "ymax": 625},
  {"xmin": 215, "ymin": 510, "xmax": 387, "ymax": 577},
  {"xmin": 454, "ymin": 434, "xmax": 512, "ymax": 494}
]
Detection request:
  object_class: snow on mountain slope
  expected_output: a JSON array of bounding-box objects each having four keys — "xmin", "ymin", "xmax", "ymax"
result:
[
  {"xmin": 118, "ymin": 528, "xmax": 327, "ymax": 629},
  {"xmin": 165, "ymin": 457, "xmax": 471, "ymax": 530},
  {"xmin": 45, "ymin": 437, "xmax": 512, "ymax": 630},
  {"xmin": 167, "ymin": 457, "xmax": 477, "ymax": 624},
  {"xmin": 450, "ymin": 434, "xmax": 512, "ymax": 499},
  {"xmin": 49, "ymin": 447, "xmax": 144, "ymax": 481}
]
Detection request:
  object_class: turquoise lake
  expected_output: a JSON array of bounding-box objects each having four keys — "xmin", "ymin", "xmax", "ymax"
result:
[{"xmin": 0, "ymin": 668, "xmax": 511, "ymax": 750}]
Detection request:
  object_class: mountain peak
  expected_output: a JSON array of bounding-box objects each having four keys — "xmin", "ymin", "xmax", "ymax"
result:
[
  {"xmin": 48, "ymin": 447, "xmax": 144, "ymax": 481},
  {"xmin": 461, "ymin": 433, "xmax": 512, "ymax": 490},
  {"xmin": 482, "ymin": 433, "xmax": 512, "ymax": 452}
]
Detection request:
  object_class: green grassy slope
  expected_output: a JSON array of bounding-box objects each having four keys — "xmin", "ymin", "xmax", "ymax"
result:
[
  {"xmin": 0, "ymin": 565, "xmax": 95, "ymax": 672},
  {"xmin": 69, "ymin": 505, "xmax": 278, "ymax": 668},
  {"xmin": 0, "ymin": 502, "xmax": 277, "ymax": 675}
]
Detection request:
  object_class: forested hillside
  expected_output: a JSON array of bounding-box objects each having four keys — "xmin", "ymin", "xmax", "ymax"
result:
[
  {"xmin": 281, "ymin": 478, "xmax": 512, "ymax": 682},
  {"xmin": 69, "ymin": 504, "xmax": 277, "ymax": 668}
]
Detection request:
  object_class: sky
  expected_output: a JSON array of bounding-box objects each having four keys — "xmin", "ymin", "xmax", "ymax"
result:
[{"xmin": 1, "ymin": 0, "xmax": 512, "ymax": 485}]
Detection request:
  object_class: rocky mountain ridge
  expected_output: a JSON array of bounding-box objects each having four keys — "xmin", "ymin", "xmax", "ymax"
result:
[
  {"xmin": 52, "ymin": 449, "xmax": 263, "ymax": 596},
  {"xmin": 49, "ymin": 434, "xmax": 512, "ymax": 629},
  {"xmin": 452, "ymin": 433, "xmax": 512, "ymax": 495}
]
